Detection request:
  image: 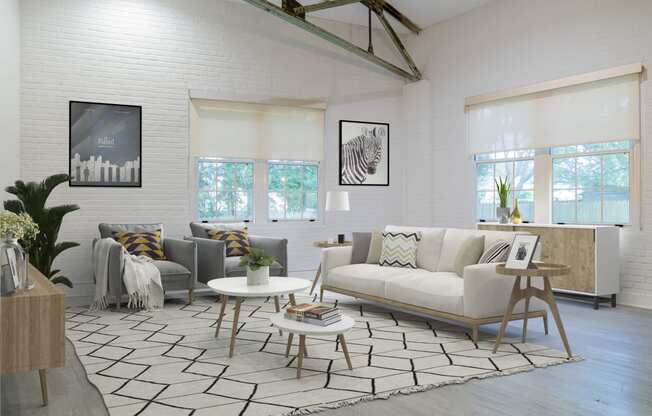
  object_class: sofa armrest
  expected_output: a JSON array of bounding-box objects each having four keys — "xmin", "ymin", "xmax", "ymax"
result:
[
  {"xmin": 320, "ymin": 246, "xmax": 353, "ymax": 285},
  {"xmin": 184, "ymin": 236, "xmax": 226, "ymax": 284},
  {"xmin": 249, "ymin": 235, "xmax": 288, "ymax": 277},
  {"xmin": 463, "ymin": 263, "xmax": 545, "ymax": 319},
  {"xmin": 164, "ymin": 238, "xmax": 197, "ymax": 288}
]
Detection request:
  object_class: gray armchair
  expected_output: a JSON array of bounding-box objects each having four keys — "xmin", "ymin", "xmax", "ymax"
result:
[
  {"xmin": 95, "ymin": 223, "xmax": 197, "ymax": 309},
  {"xmin": 186, "ymin": 222, "xmax": 288, "ymax": 284}
]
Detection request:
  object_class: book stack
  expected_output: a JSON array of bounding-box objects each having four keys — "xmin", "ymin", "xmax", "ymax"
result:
[{"xmin": 285, "ymin": 303, "xmax": 342, "ymax": 326}]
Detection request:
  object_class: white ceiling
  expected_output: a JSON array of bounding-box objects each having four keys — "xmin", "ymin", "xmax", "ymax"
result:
[{"xmin": 293, "ymin": 0, "xmax": 491, "ymax": 33}]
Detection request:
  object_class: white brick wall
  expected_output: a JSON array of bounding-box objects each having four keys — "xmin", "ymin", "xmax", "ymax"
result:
[
  {"xmin": 408, "ymin": 0, "xmax": 652, "ymax": 309},
  {"xmin": 19, "ymin": 0, "xmax": 412, "ymax": 300}
]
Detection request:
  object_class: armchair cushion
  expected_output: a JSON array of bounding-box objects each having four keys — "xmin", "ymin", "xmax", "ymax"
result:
[
  {"xmin": 189, "ymin": 222, "xmax": 247, "ymax": 239},
  {"xmin": 185, "ymin": 237, "xmax": 225, "ymax": 283},
  {"xmin": 152, "ymin": 260, "xmax": 191, "ymax": 279},
  {"xmin": 224, "ymin": 257, "xmax": 284, "ymax": 277},
  {"xmin": 164, "ymin": 238, "xmax": 197, "ymax": 285},
  {"xmin": 99, "ymin": 223, "xmax": 165, "ymax": 240}
]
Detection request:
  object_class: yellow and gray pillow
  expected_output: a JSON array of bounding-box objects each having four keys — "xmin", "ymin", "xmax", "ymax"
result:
[
  {"xmin": 113, "ymin": 230, "xmax": 166, "ymax": 260},
  {"xmin": 208, "ymin": 228, "xmax": 251, "ymax": 257}
]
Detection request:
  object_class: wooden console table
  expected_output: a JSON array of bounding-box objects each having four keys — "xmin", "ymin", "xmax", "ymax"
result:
[
  {"xmin": 493, "ymin": 262, "xmax": 572, "ymax": 358},
  {"xmin": 309, "ymin": 240, "xmax": 351, "ymax": 295},
  {"xmin": 0, "ymin": 265, "xmax": 65, "ymax": 406}
]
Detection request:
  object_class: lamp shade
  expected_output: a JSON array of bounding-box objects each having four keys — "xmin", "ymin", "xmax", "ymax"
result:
[{"xmin": 325, "ymin": 191, "xmax": 350, "ymax": 211}]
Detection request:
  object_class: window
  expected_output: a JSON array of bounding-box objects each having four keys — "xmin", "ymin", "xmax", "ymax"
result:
[
  {"xmin": 475, "ymin": 150, "xmax": 535, "ymax": 222},
  {"xmin": 552, "ymin": 141, "xmax": 631, "ymax": 224},
  {"xmin": 268, "ymin": 162, "xmax": 319, "ymax": 221},
  {"xmin": 197, "ymin": 159, "xmax": 254, "ymax": 221}
]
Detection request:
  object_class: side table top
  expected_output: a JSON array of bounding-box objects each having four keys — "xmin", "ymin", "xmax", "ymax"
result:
[
  {"xmin": 495, "ymin": 262, "xmax": 571, "ymax": 277},
  {"xmin": 207, "ymin": 276, "xmax": 311, "ymax": 297},
  {"xmin": 270, "ymin": 312, "xmax": 355, "ymax": 336},
  {"xmin": 314, "ymin": 241, "xmax": 352, "ymax": 248}
]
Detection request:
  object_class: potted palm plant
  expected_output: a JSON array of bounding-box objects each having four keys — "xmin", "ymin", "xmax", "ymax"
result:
[
  {"xmin": 495, "ymin": 176, "xmax": 511, "ymax": 224},
  {"xmin": 239, "ymin": 247, "xmax": 275, "ymax": 286}
]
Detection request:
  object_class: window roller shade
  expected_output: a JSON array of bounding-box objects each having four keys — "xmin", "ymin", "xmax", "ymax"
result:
[
  {"xmin": 467, "ymin": 73, "xmax": 640, "ymax": 154},
  {"xmin": 190, "ymin": 99, "xmax": 324, "ymax": 161}
]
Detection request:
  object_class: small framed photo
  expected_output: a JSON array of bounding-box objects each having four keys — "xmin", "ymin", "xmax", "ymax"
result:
[{"xmin": 505, "ymin": 235, "xmax": 539, "ymax": 269}]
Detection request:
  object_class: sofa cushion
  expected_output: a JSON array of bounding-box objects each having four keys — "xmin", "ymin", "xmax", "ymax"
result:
[
  {"xmin": 366, "ymin": 231, "xmax": 383, "ymax": 264},
  {"xmin": 224, "ymin": 257, "xmax": 284, "ymax": 277},
  {"xmin": 437, "ymin": 228, "xmax": 477, "ymax": 272},
  {"xmin": 351, "ymin": 232, "xmax": 372, "ymax": 264},
  {"xmin": 385, "ymin": 225, "xmax": 446, "ymax": 272},
  {"xmin": 327, "ymin": 264, "xmax": 415, "ymax": 298},
  {"xmin": 380, "ymin": 231, "xmax": 421, "ymax": 268},
  {"xmin": 152, "ymin": 260, "xmax": 190, "ymax": 279},
  {"xmin": 454, "ymin": 235, "xmax": 485, "ymax": 276},
  {"xmin": 385, "ymin": 271, "xmax": 464, "ymax": 315}
]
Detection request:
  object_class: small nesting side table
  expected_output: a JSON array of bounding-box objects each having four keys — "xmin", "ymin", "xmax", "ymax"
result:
[
  {"xmin": 493, "ymin": 262, "xmax": 573, "ymax": 358},
  {"xmin": 309, "ymin": 240, "xmax": 352, "ymax": 296}
]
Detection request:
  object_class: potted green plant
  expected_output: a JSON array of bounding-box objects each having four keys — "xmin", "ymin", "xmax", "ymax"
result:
[
  {"xmin": 495, "ymin": 176, "xmax": 511, "ymax": 224},
  {"xmin": 239, "ymin": 247, "xmax": 275, "ymax": 286}
]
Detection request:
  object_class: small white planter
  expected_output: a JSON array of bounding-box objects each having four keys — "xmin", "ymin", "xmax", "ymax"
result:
[{"xmin": 246, "ymin": 266, "xmax": 269, "ymax": 286}]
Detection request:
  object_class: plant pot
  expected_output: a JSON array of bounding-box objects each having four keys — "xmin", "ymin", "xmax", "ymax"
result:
[
  {"xmin": 246, "ymin": 266, "xmax": 269, "ymax": 286},
  {"xmin": 496, "ymin": 207, "xmax": 511, "ymax": 224}
]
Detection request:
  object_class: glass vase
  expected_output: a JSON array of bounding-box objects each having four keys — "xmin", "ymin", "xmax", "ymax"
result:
[{"xmin": 0, "ymin": 234, "xmax": 31, "ymax": 290}]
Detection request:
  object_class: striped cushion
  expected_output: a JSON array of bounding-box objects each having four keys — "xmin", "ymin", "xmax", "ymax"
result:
[
  {"xmin": 379, "ymin": 232, "xmax": 421, "ymax": 269},
  {"xmin": 113, "ymin": 230, "xmax": 166, "ymax": 260},
  {"xmin": 208, "ymin": 228, "xmax": 251, "ymax": 257},
  {"xmin": 478, "ymin": 239, "xmax": 510, "ymax": 263}
]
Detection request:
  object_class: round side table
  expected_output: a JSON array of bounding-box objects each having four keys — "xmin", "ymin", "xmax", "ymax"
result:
[
  {"xmin": 493, "ymin": 262, "xmax": 573, "ymax": 358},
  {"xmin": 270, "ymin": 312, "xmax": 355, "ymax": 378},
  {"xmin": 207, "ymin": 276, "xmax": 311, "ymax": 357}
]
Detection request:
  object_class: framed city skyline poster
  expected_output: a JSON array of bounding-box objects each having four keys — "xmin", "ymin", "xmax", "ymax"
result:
[
  {"xmin": 339, "ymin": 120, "xmax": 389, "ymax": 186},
  {"xmin": 69, "ymin": 101, "xmax": 142, "ymax": 187}
]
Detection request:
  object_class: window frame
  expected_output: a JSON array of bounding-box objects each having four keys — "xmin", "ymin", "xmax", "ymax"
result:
[
  {"xmin": 267, "ymin": 160, "xmax": 320, "ymax": 222},
  {"xmin": 195, "ymin": 157, "xmax": 255, "ymax": 223}
]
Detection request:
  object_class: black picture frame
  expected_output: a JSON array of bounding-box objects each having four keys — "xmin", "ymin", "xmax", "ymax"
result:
[
  {"xmin": 339, "ymin": 120, "xmax": 390, "ymax": 186},
  {"xmin": 69, "ymin": 101, "xmax": 142, "ymax": 187}
]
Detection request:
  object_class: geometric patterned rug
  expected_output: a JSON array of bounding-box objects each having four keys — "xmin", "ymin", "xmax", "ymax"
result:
[{"xmin": 65, "ymin": 294, "xmax": 582, "ymax": 416}]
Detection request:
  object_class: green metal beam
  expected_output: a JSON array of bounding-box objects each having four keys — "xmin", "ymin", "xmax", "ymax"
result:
[
  {"xmin": 241, "ymin": 0, "xmax": 421, "ymax": 82},
  {"xmin": 296, "ymin": 0, "xmax": 361, "ymax": 14},
  {"xmin": 371, "ymin": 6, "xmax": 421, "ymax": 79}
]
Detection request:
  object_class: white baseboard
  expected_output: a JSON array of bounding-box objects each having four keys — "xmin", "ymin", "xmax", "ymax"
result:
[{"xmin": 618, "ymin": 292, "xmax": 652, "ymax": 310}]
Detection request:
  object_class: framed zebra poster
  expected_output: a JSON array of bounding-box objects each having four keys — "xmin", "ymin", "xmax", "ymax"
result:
[
  {"xmin": 69, "ymin": 101, "xmax": 142, "ymax": 187},
  {"xmin": 339, "ymin": 120, "xmax": 389, "ymax": 186}
]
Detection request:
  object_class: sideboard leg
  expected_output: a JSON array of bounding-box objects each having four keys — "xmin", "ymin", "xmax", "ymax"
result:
[
  {"xmin": 611, "ymin": 294, "xmax": 617, "ymax": 308},
  {"xmin": 593, "ymin": 296, "xmax": 600, "ymax": 310},
  {"xmin": 39, "ymin": 369, "xmax": 48, "ymax": 406}
]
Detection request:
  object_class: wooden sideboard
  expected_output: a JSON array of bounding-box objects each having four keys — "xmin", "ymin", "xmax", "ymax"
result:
[
  {"xmin": 478, "ymin": 223, "xmax": 620, "ymax": 309},
  {"xmin": 0, "ymin": 265, "xmax": 65, "ymax": 405}
]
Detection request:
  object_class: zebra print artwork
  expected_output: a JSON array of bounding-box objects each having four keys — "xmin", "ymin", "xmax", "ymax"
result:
[{"xmin": 339, "ymin": 120, "xmax": 389, "ymax": 186}]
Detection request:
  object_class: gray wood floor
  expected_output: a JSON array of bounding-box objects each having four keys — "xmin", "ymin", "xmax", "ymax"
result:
[{"xmin": 2, "ymin": 292, "xmax": 651, "ymax": 416}]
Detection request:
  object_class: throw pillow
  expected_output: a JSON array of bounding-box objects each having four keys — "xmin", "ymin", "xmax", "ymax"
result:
[
  {"xmin": 454, "ymin": 235, "xmax": 485, "ymax": 277},
  {"xmin": 366, "ymin": 231, "xmax": 383, "ymax": 264},
  {"xmin": 379, "ymin": 231, "xmax": 422, "ymax": 269},
  {"xmin": 208, "ymin": 228, "xmax": 251, "ymax": 257},
  {"xmin": 113, "ymin": 230, "xmax": 166, "ymax": 260},
  {"xmin": 479, "ymin": 239, "xmax": 511, "ymax": 263},
  {"xmin": 351, "ymin": 232, "xmax": 372, "ymax": 264}
]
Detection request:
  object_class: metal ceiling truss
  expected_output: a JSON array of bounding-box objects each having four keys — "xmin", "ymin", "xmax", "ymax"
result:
[{"xmin": 241, "ymin": 0, "xmax": 422, "ymax": 81}]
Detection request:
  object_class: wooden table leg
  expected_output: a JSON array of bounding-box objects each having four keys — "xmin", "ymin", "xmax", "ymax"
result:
[
  {"xmin": 286, "ymin": 333, "xmax": 294, "ymax": 357},
  {"xmin": 229, "ymin": 297, "xmax": 242, "ymax": 358},
  {"xmin": 288, "ymin": 293, "xmax": 296, "ymax": 306},
  {"xmin": 39, "ymin": 369, "xmax": 48, "ymax": 406},
  {"xmin": 309, "ymin": 264, "xmax": 321, "ymax": 295},
  {"xmin": 522, "ymin": 276, "xmax": 531, "ymax": 343},
  {"xmin": 339, "ymin": 334, "xmax": 353, "ymax": 370},
  {"xmin": 297, "ymin": 335, "xmax": 306, "ymax": 378},
  {"xmin": 543, "ymin": 277, "xmax": 572, "ymax": 358},
  {"xmin": 215, "ymin": 294, "xmax": 228, "ymax": 338},
  {"xmin": 273, "ymin": 296, "xmax": 283, "ymax": 336},
  {"xmin": 493, "ymin": 276, "xmax": 522, "ymax": 354}
]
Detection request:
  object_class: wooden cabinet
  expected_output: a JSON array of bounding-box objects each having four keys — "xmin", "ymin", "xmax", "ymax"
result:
[
  {"xmin": 0, "ymin": 265, "xmax": 65, "ymax": 405},
  {"xmin": 478, "ymin": 223, "xmax": 620, "ymax": 309}
]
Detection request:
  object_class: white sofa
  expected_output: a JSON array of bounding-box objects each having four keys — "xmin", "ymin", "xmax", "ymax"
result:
[{"xmin": 320, "ymin": 226, "xmax": 548, "ymax": 341}]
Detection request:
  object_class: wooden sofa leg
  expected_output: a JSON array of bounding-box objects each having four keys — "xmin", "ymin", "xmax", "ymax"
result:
[
  {"xmin": 188, "ymin": 288, "xmax": 194, "ymax": 305},
  {"xmin": 471, "ymin": 325, "xmax": 479, "ymax": 343},
  {"xmin": 319, "ymin": 288, "xmax": 324, "ymax": 302},
  {"xmin": 543, "ymin": 313, "xmax": 549, "ymax": 335}
]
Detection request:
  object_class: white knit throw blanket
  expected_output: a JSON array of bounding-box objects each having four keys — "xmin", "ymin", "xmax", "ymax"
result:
[{"xmin": 92, "ymin": 238, "xmax": 163, "ymax": 311}]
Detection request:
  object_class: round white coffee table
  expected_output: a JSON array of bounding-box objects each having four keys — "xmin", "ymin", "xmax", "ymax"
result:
[
  {"xmin": 207, "ymin": 276, "xmax": 311, "ymax": 357},
  {"xmin": 270, "ymin": 312, "xmax": 355, "ymax": 378}
]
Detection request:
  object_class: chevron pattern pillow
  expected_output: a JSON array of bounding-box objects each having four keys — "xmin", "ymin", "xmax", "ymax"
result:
[
  {"xmin": 208, "ymin": 228, "xmax": 251, "ymax": 257},
  {"xmin": 113, "ymin": 230, "xmax": 166, "ymax": 260},
  {"xmin": 379, "ymin": 231, "xmax": 422, "ymax": 268},
  {"xmin": 479, "ymin": 239, "xmax": 511, "ymax": 263}
]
